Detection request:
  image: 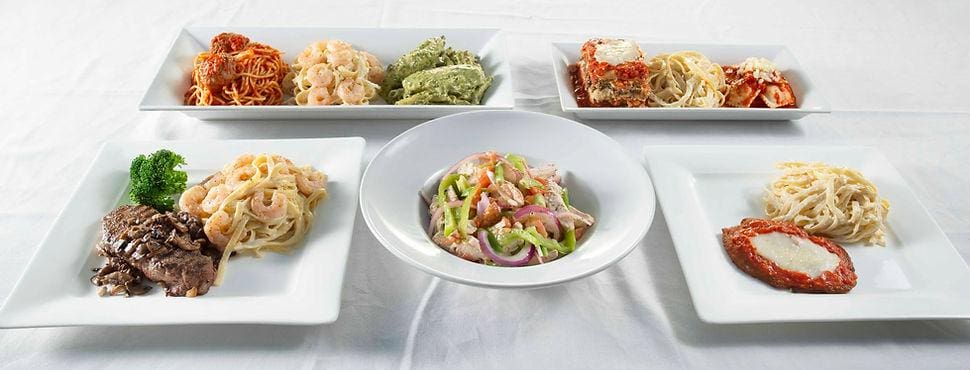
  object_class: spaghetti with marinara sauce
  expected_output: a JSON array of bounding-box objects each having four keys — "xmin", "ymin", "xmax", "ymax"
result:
[{"xmin": 184, "ymin": 33, "xmax": 288, "ymax": 106}]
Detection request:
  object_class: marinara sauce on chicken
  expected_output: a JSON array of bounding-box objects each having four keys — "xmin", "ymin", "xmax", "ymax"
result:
[{"xmin": 721, "ymin": 218, "xmax": 857, "ymax": 293}]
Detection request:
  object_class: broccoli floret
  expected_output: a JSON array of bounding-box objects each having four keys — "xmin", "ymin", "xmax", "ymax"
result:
[{"xmin": 129, "ymin": 149, "xmax": 187, "ymax": 212}]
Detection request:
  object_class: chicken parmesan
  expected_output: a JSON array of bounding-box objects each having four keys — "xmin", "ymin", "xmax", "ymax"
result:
[
  {"xmin": 722, "ymin": 218, "xmax": 857, "ymax": 294},
  {"xmin": 570, "ymin": 38, "xmax": 651, "ymax": 107},
  {"xmin": 723, "ymin": 57, "xmax": 797, "ymax": 108}
]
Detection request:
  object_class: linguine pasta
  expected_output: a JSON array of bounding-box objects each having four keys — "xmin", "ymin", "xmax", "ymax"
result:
[
  {"xmin": 646, "ymin": 51, "xmax": 727, "ymax": 108},
  {"xmin": 763, "ymin": 162, "xmax": 890, "ymax": 246},
  {"xmin": 178, "ymin": 153, "xmax": 328, "ymax": 284},
  {"xmin": 288, "ymin": 40, "xmax": 384, "ymax": 106}
]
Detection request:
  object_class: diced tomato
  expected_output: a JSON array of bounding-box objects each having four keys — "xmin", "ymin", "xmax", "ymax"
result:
[{"xmin": 524, "ymin": 217, "xmax": 548, "ymax": 238}]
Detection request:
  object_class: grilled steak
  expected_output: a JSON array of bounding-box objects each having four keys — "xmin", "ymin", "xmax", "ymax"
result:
[
  {"xmin": 92, "ymin": 204, "xmax": 218, "ymax": 297},
  {"xmin": 722, "ymin": 218, "xmax": 857, "ymax": 294}
]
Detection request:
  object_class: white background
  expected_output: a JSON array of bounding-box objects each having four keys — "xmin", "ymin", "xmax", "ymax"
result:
[{"xmin": 2, "ymin": 0, "xmax": 969, "ymax": 369}]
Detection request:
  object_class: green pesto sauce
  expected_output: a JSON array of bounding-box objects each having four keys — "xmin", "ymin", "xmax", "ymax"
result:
[{"xmin": 380, "ymin": 36, "xmax": 493, "ymax": 105}]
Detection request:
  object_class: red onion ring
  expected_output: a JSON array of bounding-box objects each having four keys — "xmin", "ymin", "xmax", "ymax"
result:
[
  {"xmin": 477, "ymin": 230, "xmax": 534, "ymax": 267},
  {"xmin": 428, "ymin": 207, "xmax": 444, "ymax": 234},
  {"xmin": 513, "ymin": 205, "xmax": 562, "ymax": 240},
  {"xmin": 477, "ymin": 192, "xmax": 490, "ymax": 212}
]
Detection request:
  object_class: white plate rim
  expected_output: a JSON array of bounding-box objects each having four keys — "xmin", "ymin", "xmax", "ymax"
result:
[
  {"xmin": 643, "ymin": 144, "xmax": 970, "ymax": 323},
  {"xmin": 359, "ymin": 110, "xmax": 656, "ymax": 288},
  {"xmin": 0, "ymin": 137, "xmax": 365, "ymax": 328},
  {"xmin": 549, "ymin": 41, "xmax": 832, "ymax": 120},
  {"xmin": 137, "ymin": 27, "xmax": 515, "ymax": 118}
]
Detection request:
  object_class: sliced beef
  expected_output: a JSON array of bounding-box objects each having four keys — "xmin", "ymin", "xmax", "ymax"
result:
[{"xmin": 92, "ymin": 205, "xmax": 218, "ymax": 297}]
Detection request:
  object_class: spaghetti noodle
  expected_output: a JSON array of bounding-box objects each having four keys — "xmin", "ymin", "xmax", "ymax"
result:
[
  {"xmin": 178, "ymin": 154, "xmax": 328, "ymax": 284},
  {"xmin": 184, "ymin": 33, "xmax": 288, "ymax": 106},
  {"xmin": 763, "ymin": 162, "xmax": 890, "ymax": 246}
]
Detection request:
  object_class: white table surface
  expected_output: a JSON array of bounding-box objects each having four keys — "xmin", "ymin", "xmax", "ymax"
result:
[{"xmin": 2, "ymin": 1, "xmax": 969, "ymax": 369}]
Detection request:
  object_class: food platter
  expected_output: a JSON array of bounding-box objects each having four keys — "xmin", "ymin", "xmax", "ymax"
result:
[
  {"xmin": 644, "ymin": 145, "xmax": 970, "ymax": 323},
  {"xmin": 551, "ymin": 42, "xmax": 831, "ymax": 120},
  {"xmin": 0, "ymin": 138, "xmax": 364, "ymax": 328},
  {"xmin": 360, "ymin": 110, "xmax": 655, "ymax": 288},
  {"xmin": 139, "ymin": 27, "xmax": 513, "ymax": 120}
]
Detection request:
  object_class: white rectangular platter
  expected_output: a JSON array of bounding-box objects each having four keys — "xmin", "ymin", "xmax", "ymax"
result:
[
  {"xmin": 0, "ymin": 138, "xmax": 364, "ymax": 328},
  {"xmin": 552, "ymin": 42, "xmax": 830, "ymax": 120},
  {"xmin": 644, "ymin": 145, "xmax": 970, "ymax": 323},
  {"xmin": 139, "ymin": 27, "xmax": 513, "ymax": 120}
]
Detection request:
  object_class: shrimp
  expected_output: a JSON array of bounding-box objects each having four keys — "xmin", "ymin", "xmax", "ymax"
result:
[
  {"xmin": 306, "ymin": 63, "xmax": 334, "ymax": 87},
  {"xmin": 201, "ymin": 184, "xmax": 232, "ymax": 214},
  {"xmin": 297, "ymin": 42, "xmax": 328, "ymax": 66},
  {"xmin": 178, "ymin": 185, "xmax": 209, "ymax": 217},
  {"xmin": 204, "ymin": 210, "xmax": 233, "ymax": 250},
  {"xmin": 307, "ymin": 86, "xmax": 336, "ymax": 105},
  {"xmin": 229, "ymin": 154, "xmax": 255, "ymax": 170},
  {"xmin": 326, "ymin": 40, "xmax": 352, "ymax": 54},
  {"xmin": 226, "ymin": 166, "xmax": 257, "ymax": 188},
  {"xmin": 201, "ymin": 172, "xmax": 226, "ymax": 190},
  {"xmin": 336, "ymin": 80, "xmax": 366, "ymax": 105},
  {"xmin": 296, "ymin": 169, "xmax": 327, "ymax": 196},
  {"xmin": 329, "ymin": 50, "xmax": 356, "ymax": 71},
  {"xmin": 270, "ymin": 154, "xmax": 294, "ymax": 166},
  {"xmin": 326, "ymin": 40, "xmax": 354, "ymax": 68},
  {"xmin": 250, "ymin": 191, "xmax": 288, "ymax": 222},
  {"xmin": 361, "ymin": 52, "xmax": 385, "ymax": 84}
]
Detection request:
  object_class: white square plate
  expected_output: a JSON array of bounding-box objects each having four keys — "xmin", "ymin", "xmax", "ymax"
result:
[
  {"xmin": 0, "ymin": 138, "xmax": 365, "ymax": 328},
  {"xmin": 551, "ymin": 42, "xmax": 830, "ymax": 120},
  {"xmin": 139, "ymin": 27, "xmax": 513, "ymax": 120},
  {"xmin": 644, "ymin": 145, "xmax": 970, "ymax": 323}
]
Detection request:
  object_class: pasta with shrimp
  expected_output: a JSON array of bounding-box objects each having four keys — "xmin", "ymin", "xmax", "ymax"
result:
[
  {"xmin": 288, "ymin": 40, "xmax": 385, "ymax": 105},
  {"xmin": 178, "ymin": 153, "xmax": 328, "ymax": 284}
]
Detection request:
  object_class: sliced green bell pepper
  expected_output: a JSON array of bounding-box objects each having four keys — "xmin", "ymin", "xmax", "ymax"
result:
[
  {"xmin": 437, "ymin": 174, "xmax": 461, "ymax": 236},
  {"xmin": 533, "ymin": 193, "xmax": 546, "ymax": 207},
  {"xmin": 519, "ymin": 177, "xmax": 545, "ymax": 191},
  {"xmin": 457, "ymin": 184, "xmax": 482, "ymax": 237},
  {"xmin": 442, "ymin": 207, "xmax": 458, "ymax": 237},
  {"xmin": 499, "ymin": 226, "xmax": 568, "ymax": 257},
  {"xmin": 505, "ymin": 153, "xmax": 528, "ymax": 173},
  {"xmin": 563, "ymin": 227, "xmax": 576, "ymax": 253},
  {"xmin": 455, "ymin": 175, "xmax": 469, "ymax": 195},
  {"xmin": 437, "ymin": 174, "xmax": 461, "ymax": 204}
]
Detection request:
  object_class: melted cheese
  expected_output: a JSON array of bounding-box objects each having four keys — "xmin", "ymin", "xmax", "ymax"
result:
[
  {"xmin": 593, "ymin": 39, "xmax": 641, "ymax": 65},
  {"xmin": 751, "ymin": 232, "xmax": 839, "ymax": 278}
]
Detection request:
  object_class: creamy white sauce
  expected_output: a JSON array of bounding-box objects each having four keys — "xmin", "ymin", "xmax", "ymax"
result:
[
  {"xmin": 593, "ymin": 39, "xmax": 641, "ymax": 65},
  {"xmin": 751, "ymin": 232, "xmax": 839, "ymax": 278}
]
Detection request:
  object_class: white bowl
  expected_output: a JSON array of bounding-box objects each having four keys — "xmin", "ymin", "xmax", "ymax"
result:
[{"xmin": 359, "ymin": 111, "xmax": 655, "ymax": 288}]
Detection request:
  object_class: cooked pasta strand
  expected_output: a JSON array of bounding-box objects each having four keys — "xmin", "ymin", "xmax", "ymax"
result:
[{"xmin": 763, "ymin": 162, "xmax": 890, "ymax": 246}]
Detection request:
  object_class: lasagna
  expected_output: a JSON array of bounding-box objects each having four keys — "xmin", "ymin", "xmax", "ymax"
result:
[
  {"xmin": 573, "ymin": 38, "xmax": 651, "ymax": 107},
  {"xmin": 723, "ymin": 57, "xmax": 797, "ymax": 108}
]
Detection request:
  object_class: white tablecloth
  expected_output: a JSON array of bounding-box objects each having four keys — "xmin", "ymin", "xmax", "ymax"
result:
[{"xmin": 2, "ymin": 1, "xmax": 970, "ymax": 369}]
